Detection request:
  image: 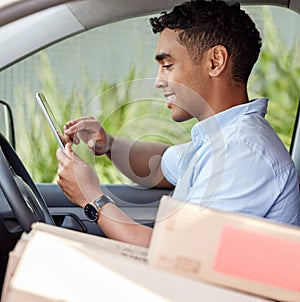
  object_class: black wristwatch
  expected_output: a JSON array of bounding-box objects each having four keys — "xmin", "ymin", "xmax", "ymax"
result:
[{"xmin": 84, "ymin": 195, "xmax": 115, "ymax": 222}]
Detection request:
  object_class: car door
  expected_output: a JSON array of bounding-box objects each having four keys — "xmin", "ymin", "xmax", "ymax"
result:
[{"xmin": 0, "ymin": 0, "xmax": 300, "ymax": 259}]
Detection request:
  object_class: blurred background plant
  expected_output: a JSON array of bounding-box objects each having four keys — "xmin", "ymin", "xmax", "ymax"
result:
[
  {"xmin": 14, "ymin": 7, "xmax": 300, "ymax": 184},
  {"xmin": 248, "ymin": 7, "xmax": 300, "ymax": 147},
  {"xmin": 15, "ymin": 53, "xmax": 194, "ymax": 184}
]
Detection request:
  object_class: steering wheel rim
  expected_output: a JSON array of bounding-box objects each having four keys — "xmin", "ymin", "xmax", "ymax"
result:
[{"xmin": 0, "ymin": 133, "xmax": 55, "ymax": 232}]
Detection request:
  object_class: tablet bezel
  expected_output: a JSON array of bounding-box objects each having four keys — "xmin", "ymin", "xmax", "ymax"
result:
[{"xmin": 35, "ymin": 92, "xmax": 66, "ymax": 151}]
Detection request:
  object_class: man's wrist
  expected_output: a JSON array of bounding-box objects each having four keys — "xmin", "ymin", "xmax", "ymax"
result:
[{"xmin": 84, "ymin": 194, "xmax": 115, "ymax": 222}]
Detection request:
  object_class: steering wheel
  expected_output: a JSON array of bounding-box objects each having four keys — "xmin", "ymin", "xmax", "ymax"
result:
[{"xmin": 0, "ymin": 133, "xmax": 55, "ymax": 232}]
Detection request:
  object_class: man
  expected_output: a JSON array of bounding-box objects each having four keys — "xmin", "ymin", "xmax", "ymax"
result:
[{"xmin": 56, "ymin": 0, "xmax": 300, "ymax": 247}]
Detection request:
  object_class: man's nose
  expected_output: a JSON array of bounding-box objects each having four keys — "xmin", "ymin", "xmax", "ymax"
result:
[{"xmin": 155, "ymin": 72, "xmax": 168, "ymax": 89}]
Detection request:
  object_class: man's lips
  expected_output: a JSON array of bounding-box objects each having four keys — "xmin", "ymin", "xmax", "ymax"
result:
[{"xmin": 164, "ymin": 93, "xmax": 176, "ymax": 108}]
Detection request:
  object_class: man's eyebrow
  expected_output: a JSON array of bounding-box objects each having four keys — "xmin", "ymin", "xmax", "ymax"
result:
[{"xmin": 155, "ymin": 53, "xmax": 171, "ymax": 62}]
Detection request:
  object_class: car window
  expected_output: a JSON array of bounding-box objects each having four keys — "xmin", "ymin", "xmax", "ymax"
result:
[{"xmin": 0, "ymin": 5, "xmax": 299, "ymax": 184}]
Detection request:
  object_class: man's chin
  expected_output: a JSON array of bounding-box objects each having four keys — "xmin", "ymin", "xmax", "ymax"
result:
[
  {"xmin": 168, "ymin": 103, "xmax": 193, "ymax": 122},
  {"xmin": 171, "ymin": 113, "xmax": 192, "ymax": 123}
]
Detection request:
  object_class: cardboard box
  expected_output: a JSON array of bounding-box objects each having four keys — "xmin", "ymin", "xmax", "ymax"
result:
[
  {"xmin": 2, "ymin": 222, "xmax": 269, "ymax": 302},
  {"xmin": 148, "ymin": 196, "xmax": 300, "ymax": 302}
]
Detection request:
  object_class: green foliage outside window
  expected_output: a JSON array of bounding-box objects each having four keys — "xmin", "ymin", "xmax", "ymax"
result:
[
  {"xmin": 15, "ymin": 8, "xmax": 300, "ymax": 184},
  {"xmin": 248, "ymin": 8, "xmax": 300, "ymax": 147}
]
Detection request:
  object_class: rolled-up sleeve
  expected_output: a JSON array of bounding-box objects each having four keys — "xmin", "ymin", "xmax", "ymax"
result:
[{"xmin": 161, "ymin": 142, "xmax": 194, "ymax": 186}]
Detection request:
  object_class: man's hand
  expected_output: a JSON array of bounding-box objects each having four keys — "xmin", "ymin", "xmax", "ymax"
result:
[
  {"xmin": 56, "ymin": 143, "xmax": 103, "ymax": 207},
  {"xmin": 56, "ymin": 143, "xmax": 153, "ymax": 247},
  {"xmin": 63, "ymin": 116, "xmax": 113, "ymax": 156}
]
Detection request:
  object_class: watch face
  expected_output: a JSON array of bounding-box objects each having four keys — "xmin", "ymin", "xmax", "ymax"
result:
[{"xmin": 84, "ymin": 203, "xmax": 98, "ymax": 222}]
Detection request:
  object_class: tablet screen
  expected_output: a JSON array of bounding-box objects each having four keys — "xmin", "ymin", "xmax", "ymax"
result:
[{"xmin": 35, "ymin": 92, "xmax": 66, "ymax": 151}]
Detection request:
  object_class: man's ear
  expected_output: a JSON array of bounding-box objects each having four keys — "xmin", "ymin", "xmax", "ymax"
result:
[{"xmin": 208, "ymin": 45, "xmax": 228, "ymax": 77}]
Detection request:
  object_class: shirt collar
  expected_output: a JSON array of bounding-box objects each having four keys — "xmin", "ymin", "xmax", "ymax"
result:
[{"xmin": 191, "ymin": 98, "xmax": 269, "ymax": 147}]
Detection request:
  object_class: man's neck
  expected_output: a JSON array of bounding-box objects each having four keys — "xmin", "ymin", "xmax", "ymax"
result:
[{"xmin": 208, "ymin": 80, "xmax": 249, "ymax": 114}]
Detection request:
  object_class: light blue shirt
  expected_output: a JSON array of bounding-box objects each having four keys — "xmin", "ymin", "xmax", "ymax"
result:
[{"xmin": 162, "ymin": 98, "xmax": 300, "ymax": 226}]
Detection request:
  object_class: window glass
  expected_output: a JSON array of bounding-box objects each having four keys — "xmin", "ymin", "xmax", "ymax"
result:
[
  {"xmin": 0, "ymin": 5, "xmax": 299, "ymax": 184},
  {"xmin": 246, "ymin": 6, "xmax": 300, "ymax": 148}
]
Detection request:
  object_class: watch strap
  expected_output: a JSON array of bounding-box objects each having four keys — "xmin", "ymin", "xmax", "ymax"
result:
[{"xmin": 92, "ymin": 194, "xmax": 115, "ymax": 210}]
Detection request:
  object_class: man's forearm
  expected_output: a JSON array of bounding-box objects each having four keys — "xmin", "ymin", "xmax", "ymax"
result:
[
  {"xmin": 106, "ymin": 136, "xmax": 172, "ymax": 188},
  {"xmin": 97, "ymin": 202, "xmax": 153, "ymax": 247}
]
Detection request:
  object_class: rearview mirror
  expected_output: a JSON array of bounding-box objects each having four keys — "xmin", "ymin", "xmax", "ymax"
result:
[{"xmin": 0, "ymin": 100, "xmax": 15, "ymax": 149}]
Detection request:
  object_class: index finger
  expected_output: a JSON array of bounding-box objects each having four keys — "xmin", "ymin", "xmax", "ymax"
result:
[{"xmin": 64, "ymin": 116, "xmax": 95, "ymax": 131}]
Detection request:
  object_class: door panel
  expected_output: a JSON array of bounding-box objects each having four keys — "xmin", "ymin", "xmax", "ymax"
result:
[{"xmin": 37, "ymin": 183, "xmax": 172, "ymax": 236}]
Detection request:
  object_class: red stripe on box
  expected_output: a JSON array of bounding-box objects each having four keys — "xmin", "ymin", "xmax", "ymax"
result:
[{"xmin": 214, "ymin": 226, "xmax": 300, "ymax": 291}]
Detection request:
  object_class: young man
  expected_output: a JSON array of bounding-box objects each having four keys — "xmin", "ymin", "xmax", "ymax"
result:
[{"xmin": 56, "ymin": 0, "xmax": 300, "ymax": 247}]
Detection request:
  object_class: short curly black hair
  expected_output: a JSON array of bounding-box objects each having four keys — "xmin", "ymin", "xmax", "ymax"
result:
[{"xmin": 150, "ymin": 0, "xmax": 262, "ymax": 83}]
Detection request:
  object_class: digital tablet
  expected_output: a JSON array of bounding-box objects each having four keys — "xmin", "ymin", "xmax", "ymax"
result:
[{"xmin": 35, "ymin": 92, "xmax": 66, "ymax": 151}]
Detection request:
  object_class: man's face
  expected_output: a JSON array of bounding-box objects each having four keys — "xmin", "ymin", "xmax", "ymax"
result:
[{"xmin": 155, "ymin": 28, "xmax": 210, "ymax": 122}]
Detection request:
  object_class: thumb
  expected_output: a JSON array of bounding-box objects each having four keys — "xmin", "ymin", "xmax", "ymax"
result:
[{"xmin": 65, "ymin": 143, "xmax": 74, "ymax": 157}]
